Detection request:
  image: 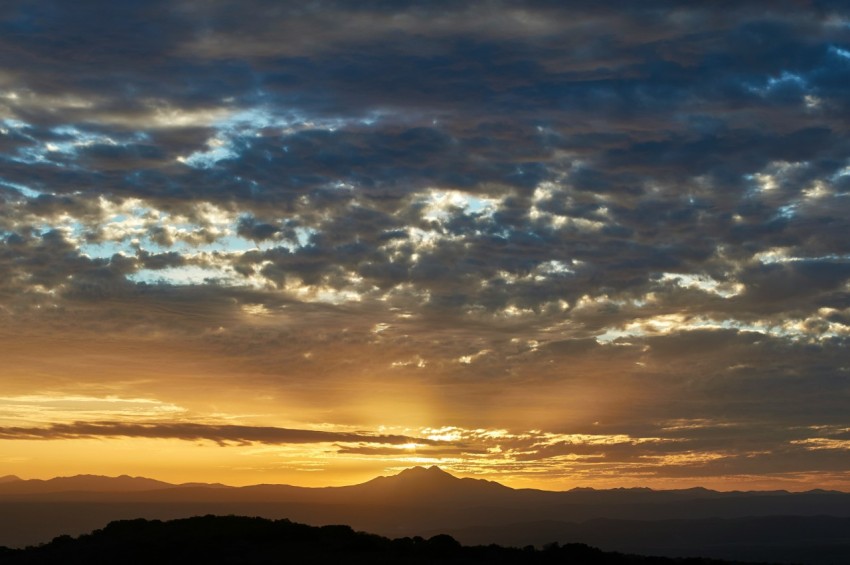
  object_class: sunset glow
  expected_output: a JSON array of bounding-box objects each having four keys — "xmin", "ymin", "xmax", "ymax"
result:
[{"xmin": 1, "ymin": 1, "xmax": 849, "ymax": 492}]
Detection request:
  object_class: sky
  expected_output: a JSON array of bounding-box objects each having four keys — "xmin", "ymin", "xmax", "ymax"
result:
[{"xmin": 1, "ymin": 1, "xmax": 849, "ymax": 491}]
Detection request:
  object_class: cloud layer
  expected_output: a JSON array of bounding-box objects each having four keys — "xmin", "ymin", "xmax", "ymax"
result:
[{"xmin": 1, "ymin": 1, "xmax": 849, "ymax": 488}]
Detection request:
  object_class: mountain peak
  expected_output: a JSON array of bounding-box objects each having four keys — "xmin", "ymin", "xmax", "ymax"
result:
[
  {"xmin": 397, "ymin": 465, "xmax": 454, "ymax": 478},
  {"xmin": 350, "ymin": 465, "xmax": 512, "ymax": 507}
]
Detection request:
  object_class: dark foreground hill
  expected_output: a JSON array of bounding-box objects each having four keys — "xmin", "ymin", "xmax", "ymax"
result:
[{"xmin": 0, "ymin": 515, "xmax": 770, "ymax": 565}]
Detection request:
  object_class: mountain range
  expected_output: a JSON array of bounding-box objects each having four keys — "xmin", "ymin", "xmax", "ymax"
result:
[{"xmin": 2, "ymin": 467, "xmax": 849, "ymax": 564}]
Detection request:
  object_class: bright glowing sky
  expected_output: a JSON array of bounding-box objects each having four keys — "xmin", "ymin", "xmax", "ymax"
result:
[{"xmin": 1, "ymin": 1, "xmax": 850, "ymax": 490}]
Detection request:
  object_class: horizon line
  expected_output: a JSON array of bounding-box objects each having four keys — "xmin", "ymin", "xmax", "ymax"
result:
[{"xmin": 3, "ymin": 466, "xmax": 848, "ymax": 495}]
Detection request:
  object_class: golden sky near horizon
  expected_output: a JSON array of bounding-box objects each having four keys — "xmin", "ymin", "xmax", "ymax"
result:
[{"xmin": 1, "ymin": 1, "xmax": 850, "ymax": 491}]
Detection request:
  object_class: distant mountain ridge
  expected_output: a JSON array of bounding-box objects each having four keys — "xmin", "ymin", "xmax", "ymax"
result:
[
  {"xmin": 2, "ymin": 466, "xmax": 849, "ymax": 563},
  {"xmin": 0, "ymin": 474, "xmax": 174, "ymax": 494},
  {"xmin": 3, "ymin": 466, "xmax": 849, "ymax": 518},
  {"xmin": 0, "ymin": 473, "xmax": 230, "ymax": 494},
  {"xmin": 4, "ymin": 465, "xmax": 846, "ymax": 497}
]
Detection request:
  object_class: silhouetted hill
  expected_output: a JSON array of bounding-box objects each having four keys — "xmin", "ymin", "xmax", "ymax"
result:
[{"xmin": 0, "ymin": 515, "xmax": 770, "ymax": 565}]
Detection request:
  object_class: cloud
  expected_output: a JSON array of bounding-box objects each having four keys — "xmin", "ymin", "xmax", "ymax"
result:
[
  {"xmin": 0, "ymin": 421, "xmax": 440, "ymax": 447},
  {"xmin": 1, "ymin": 0, "xmax": 849, "ymax": 487}
]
